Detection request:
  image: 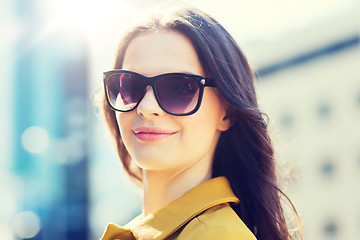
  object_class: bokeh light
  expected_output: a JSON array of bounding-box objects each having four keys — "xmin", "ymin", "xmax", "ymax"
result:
[
  {"xmin": 12, "ymin": 211, "xmax": 41, "ymax": 239},
  {"xmin": 21, "ymin": 126, "xmax": 49, "ymax": 154}
]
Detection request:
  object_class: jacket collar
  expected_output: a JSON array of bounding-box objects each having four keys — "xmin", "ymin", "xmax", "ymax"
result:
[{"xmin": 101, "ymin": 176, "xmax": 239, "ymax": 240}]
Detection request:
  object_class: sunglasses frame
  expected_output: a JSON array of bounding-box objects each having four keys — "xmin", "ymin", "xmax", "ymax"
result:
[{"xmin": 103, "ymin": 70, "xmax": 216, "ymax": 116}]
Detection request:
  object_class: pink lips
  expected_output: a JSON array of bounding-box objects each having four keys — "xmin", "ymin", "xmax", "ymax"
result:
[{"xmin": 133, "ymin": 127, "xmax": 177, "ymax": 142}]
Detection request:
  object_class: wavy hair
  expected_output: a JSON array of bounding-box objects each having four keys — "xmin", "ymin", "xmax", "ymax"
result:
[{"xmin": 102, "ymin": 7, "xmax": 301, "ymax": 240}]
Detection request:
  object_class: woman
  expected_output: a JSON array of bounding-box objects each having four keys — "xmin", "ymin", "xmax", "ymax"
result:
[{"xmin": 100, "ymin": 6, "xmax": 300, "ymax": 240}]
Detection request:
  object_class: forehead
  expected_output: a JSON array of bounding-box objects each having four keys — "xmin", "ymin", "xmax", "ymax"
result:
[{"xmin": 122, "ymin": 30, "xmax": 205, "ymax": 77}]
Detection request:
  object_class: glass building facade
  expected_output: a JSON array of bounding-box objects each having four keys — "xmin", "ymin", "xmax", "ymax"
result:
[{"xmin": 1, "ymin": 0, "xmax": 89, "ymax": 239}]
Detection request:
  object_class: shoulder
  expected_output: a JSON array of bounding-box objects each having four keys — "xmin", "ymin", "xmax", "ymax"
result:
[{"xmin": 176, "ymin": 203, "xmax": 256, "ymax": 240}]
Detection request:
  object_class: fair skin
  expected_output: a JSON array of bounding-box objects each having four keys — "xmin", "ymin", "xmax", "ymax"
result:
[{"xmin": 116, "ymin": 30, "xmax": 232, "ymax": 216}]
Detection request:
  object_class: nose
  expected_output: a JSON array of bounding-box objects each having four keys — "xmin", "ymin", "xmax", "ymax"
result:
[{"xmin": 137, "ymin": 86, "xmax": 164, "ymax": 117}]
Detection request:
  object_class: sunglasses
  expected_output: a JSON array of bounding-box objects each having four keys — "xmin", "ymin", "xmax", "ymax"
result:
[{"xmin": 103, "ymin": 70, "xmax": 216, "ymax": 116}]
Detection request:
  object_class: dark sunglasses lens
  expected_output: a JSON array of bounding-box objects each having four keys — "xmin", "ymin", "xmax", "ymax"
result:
[
  {"xmin": 156, "ymin": 75, "xmax": 200, "ymax": 114},
  {"xmin": 106, "ymin": 73, "xmax": 144, "ymax": 111}
]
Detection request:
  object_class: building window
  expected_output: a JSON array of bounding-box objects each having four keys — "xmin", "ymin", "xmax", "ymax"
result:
[
  {"xmin": 280, "ymin": 111, "xmax": 295, "ymax": 129},
  {"xmin": 322, "ymin": 218, "xmax": 339, "ymax": 239},
  {"xmin": 317, "ymin": 101, "xmax": 332, "ymax": 120},
  {"xmin": 320, "ymin": 158, "xmax": 336, "ymax": 179}
]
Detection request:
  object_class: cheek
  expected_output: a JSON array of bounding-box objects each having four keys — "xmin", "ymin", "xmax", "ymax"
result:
[
  {"xmin": 181, "ymin": 114, "xmax": 219, "ymax": 143},
  {"xmin": 197, "ymin": 89, "xmax": 226, "ymax": 128},
  {"xmin": 116, "ymin": 112, "xmax": 134, "ymax": 146},
  {"xmin": 179, "ymin": 91, "xmax": 225, "ymax": 151}
]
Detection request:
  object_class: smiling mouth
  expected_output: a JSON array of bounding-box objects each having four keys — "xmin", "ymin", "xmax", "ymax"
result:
[{"xmin": 133, "ymin": 128, "xmax": 177, "ymax": 142}]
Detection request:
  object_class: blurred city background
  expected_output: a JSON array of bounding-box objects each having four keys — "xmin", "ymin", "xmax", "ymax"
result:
[{"xmin": 0, "ymin": 0, "xmax": 359, "ymax": 239}]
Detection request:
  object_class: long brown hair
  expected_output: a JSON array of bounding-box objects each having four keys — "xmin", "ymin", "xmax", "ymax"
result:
[{"xmin": 102, "ymin": 7, "xmax": 301, "ymax": 240}]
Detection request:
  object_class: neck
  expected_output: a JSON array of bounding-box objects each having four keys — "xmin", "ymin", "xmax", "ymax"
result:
[{"xmin": 142, "ymin": 159, "xmax": 212, "ymax": 216}]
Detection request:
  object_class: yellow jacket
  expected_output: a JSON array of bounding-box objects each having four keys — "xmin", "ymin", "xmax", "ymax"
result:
[{"xmin": 101, "ymin": 177, "xmax": 256, "ymax": 240}]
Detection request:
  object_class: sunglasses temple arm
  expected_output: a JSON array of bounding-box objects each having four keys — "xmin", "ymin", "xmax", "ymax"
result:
[{"xmin": 204, "ymin": 78, "xmax": 216, "ymax": 87}]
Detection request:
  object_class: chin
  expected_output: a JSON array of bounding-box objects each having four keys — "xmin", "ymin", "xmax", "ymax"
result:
[{"xmin": 133, "ymin": 156, "xmax": 174, "ymax": 171}]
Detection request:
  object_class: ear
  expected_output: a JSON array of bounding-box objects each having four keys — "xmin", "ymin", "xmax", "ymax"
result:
[{"xmin": 217, "ymin": 108, "xmax": 235, "ymax": 132}]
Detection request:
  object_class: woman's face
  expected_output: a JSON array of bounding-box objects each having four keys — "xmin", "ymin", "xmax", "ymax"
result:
[{"xmin": 116, "ymin": 30, "xmax": 231, "ymax": 174}]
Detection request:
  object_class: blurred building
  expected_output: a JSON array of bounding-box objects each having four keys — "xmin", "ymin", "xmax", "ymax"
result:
[
  {"xmin": 0, "ymin": 1, "xmax": 90, "ymax": 239},
  {"xmin": 247, "ymin": 5, "xmax": 360, "ymax": 240}
]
